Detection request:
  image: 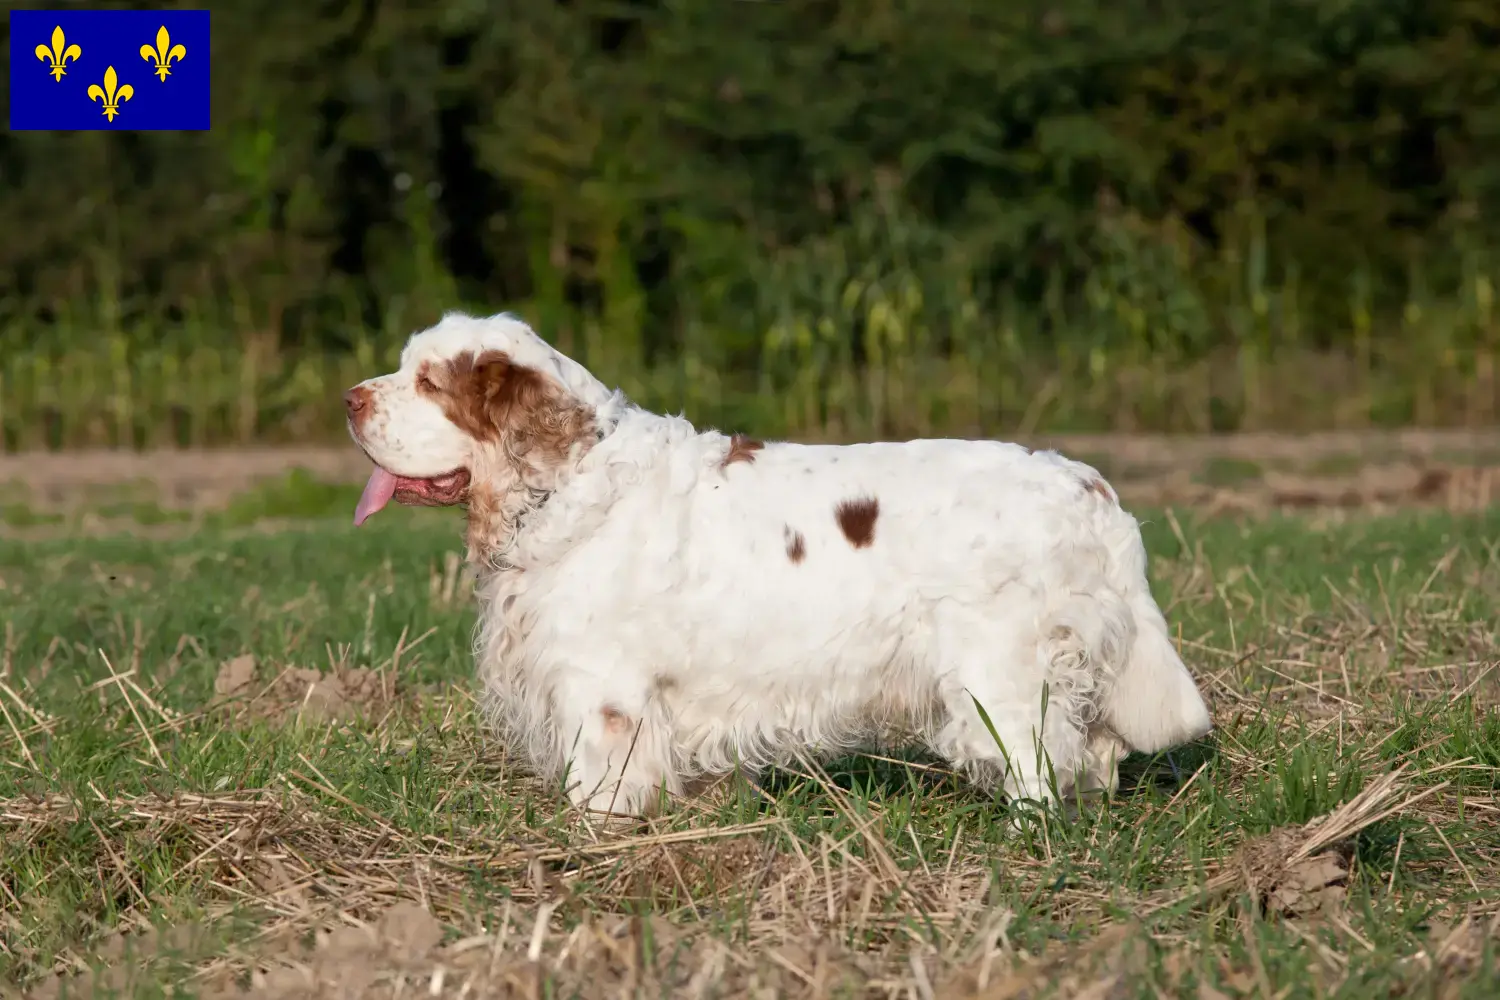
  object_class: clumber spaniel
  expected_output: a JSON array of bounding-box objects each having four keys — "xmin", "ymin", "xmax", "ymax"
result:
[{"xmin": 346, "ymin": 312, "xmax": 1212, "ymax": 816}]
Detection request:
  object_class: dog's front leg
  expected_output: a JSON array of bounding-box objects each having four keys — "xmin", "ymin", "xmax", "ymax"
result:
[{"xmin": 556, "ymin": 698, "xmax": 673, "ymax": 818}]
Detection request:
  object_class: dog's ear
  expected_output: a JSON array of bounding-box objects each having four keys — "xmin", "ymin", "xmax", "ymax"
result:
[{"xmin": 447, "ymin": 350, "xmax": 597, "ymax": 483}]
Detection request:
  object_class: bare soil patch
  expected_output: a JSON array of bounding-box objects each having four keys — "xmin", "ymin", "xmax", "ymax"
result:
[
  {"xmin": 0, "ymin": 447, "xmax": 372, "ymax": 511},
  {"xmin": 3, "ymin": 429, "xmax": 1500, "ymax": 515},
  {"xmin": 210, "ymin": 654, "xmax": 403, "ymax": 727}
]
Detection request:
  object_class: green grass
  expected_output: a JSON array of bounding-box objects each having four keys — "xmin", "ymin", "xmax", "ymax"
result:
[{"xmin": 2, "ymin": 500, "xmax": 1498, "ymax": 997}]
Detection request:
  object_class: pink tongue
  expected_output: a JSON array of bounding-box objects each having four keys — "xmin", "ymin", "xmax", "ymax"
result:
[{"xmin": 354, "ymin": 467, "xmax": 399, "ymax": 526}]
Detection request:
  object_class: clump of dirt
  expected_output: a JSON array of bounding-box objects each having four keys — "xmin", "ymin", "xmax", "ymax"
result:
[
  {"xmin": 1418, "ymin": 913, "xmax": 1500, "ymax": 988},
  {"xmin": 218, "ymin": 903, "xmax": 445, "ymax": 1000},
  {"xmin": 1148, "ymin": 765, "xmax": 1443, "ymax": 922},
  {"xmin": 1234, "ymin": 828, "xmax": 1350, "ymax": 918},
  {"xmin": 24, "ymin": 922, "xmax": 215, "ymax": 1000},
  {"xmin": 214, "ymin": 654, "xmax": 258, "ymax": 699},
  {"xmin": 212, "ymin": 654, "xmax": 397, "ymax": 725}
]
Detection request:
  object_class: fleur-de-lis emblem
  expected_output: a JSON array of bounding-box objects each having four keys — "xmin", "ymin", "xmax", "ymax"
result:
[
  {"xmin": 87, "ymin": 66, "xmax": 134, "ymax": 122},
  {"xmin": 34, "ymin": 25, "xmax": 81, "ymax": 81},
  {"xmin": 139, "ymin": 25, "xmax": 186, "ymax": 81}
]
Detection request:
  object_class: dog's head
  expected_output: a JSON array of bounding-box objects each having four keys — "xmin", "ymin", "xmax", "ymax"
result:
[{"xmin": 344, "ymin": 312, "xmax": 611, "ymax": 548}]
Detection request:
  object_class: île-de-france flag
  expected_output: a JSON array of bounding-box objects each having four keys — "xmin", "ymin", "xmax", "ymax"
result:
[{"xmin": 9, "ymin": 9, "xmax": 210, "ymax": 130}]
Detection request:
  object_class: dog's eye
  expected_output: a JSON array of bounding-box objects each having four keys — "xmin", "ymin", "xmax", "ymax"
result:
[{"xmin": 415, "ymin": 373, "xmax": 437, "ymax": 392}]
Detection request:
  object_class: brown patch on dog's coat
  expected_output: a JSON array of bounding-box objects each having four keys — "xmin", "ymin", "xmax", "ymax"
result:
[
  {"xmin": 784, "ymin": 526, "xmax": 806, "ymax": 563},
  {"xmin": 423, "ymin": 350, "xmax": 597, "ymax": 466},
  {"xmin": 721, "ymin": 434, "xmax": 765, "ymax": 468},
  {"xmin": 601, "ymin": 706, "xmax": 632, "ymax": 735},
  {"xmin": 413, "ymin": 349, "xmax": 598, "ymax": 563},
  {"xmin": 1082, "ymin": 477, "xmax": 1117, "ymax": 504},
  {"xmin": 834, "ymin": 496, "xmax": 879, "ymax": 549}
]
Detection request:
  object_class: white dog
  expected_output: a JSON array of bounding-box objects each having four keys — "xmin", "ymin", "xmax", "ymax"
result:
[{"xmin": 345, "ymin": 312, "xmax": 1212, "ymax": 816}]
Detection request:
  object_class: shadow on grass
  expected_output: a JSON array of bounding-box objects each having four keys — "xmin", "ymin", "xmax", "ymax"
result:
[
  {"xmin": 769, "ymin": 748, "xmax": 962, "ymax": 799},
  {"xmin": 748, "ymin": 734, "xmax": 1222, "ymax": 809},
  {"xmin": 1117, "ymin": 735, "xmax": 1221, "ymax": 799}
]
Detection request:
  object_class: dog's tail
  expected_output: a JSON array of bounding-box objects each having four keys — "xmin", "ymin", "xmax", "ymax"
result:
[{"xmin": 1092, "ymin": 515, "xmax": 1213, "ymax": 753}]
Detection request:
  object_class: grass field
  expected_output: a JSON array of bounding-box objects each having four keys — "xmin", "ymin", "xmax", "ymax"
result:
[{"xmin": 2, "ymin": 474, "xmax": 1499, "ymax": 998}]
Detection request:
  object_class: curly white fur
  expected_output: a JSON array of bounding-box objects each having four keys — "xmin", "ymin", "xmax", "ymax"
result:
[{"xmin": 347, "ymin": 312, "xmax": 1214, "ymax": 816}]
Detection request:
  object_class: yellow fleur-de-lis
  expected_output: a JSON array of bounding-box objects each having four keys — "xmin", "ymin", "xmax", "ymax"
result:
[
  {"xmin": 87, "ymin": 66, "xmax": 134, "ymax": 122},
  {"xmin": 34, "ymin": 25, "xmax": 82, "ymax": 82},
  {"xmin": 139, "ymin": 25, "xmax": 186, "ymax": 81}
]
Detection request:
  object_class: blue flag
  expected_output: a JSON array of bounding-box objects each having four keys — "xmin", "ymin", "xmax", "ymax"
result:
[{"xmin": 9, "ymin": 9, "xmax": 211, "ymax": 131}]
